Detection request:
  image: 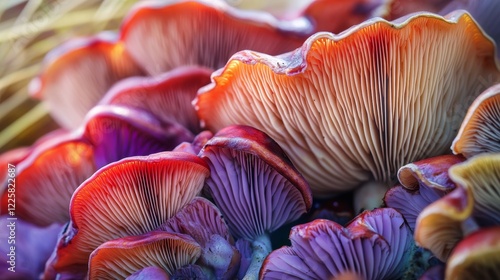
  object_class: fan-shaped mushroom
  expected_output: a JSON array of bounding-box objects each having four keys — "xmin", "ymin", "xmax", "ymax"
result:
[
  {"xmin": 199, "ymin": 125, "xmax": 312, "ymax": 279},
  {"xmin": 45, "ymin": 151, "xmax": 209, "ymax": 278},
  {"xmin": 120, "ymin": 0, "xmax": 313, "ymax": 75},
  {"xmin": 260, "ymin": 208, "xmax": 413, "ymax": 280},
  {"xmin": 195, "ymin": 11, "xmax": 500, "ymax": 204}
]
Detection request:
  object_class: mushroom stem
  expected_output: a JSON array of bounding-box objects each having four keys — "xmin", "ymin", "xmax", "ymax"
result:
[
  {"xmin": 242, "ymin": 233, "xmax": 272, "ymax": 280},
  {"xmin": 354, "ymin": 181, "xmax": 389, "ymax": 213}
]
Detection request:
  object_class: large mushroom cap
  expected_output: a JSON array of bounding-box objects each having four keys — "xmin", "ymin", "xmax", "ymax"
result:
[
  {"xmin": 199, "ymin": 125, "xmax": 312, "ymax": 240},
  {"xmin": 99, "ymin": 66, "xmax": 212, "ymax": 133},
  {"xmin": 260, "ymin": 208, "xmax": 413, "ymax": 280},
  {"xmin": 88, "ymin": 231, "xmax": 201, "ymax": 279},
  {"xmin": 29, "ymin": 32, "xmax": 143, "ymax": 129},
  {"xmin": 46, "ymin": 151, "xmax": 209, "ymax": 276},
  {"xmin": 451, "ymin": 83, "xmax": 500, "ymax": 158},
  {"xmin": 120, "ymin": 0, "xmax": 312, "ymax": 75},
  {"xmin": 195, "ymin": 10, "xmax": 500, "ymax": 197}
]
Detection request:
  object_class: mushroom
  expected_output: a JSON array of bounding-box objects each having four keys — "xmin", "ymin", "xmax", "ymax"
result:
[
  {"xmin": 451, "ymin": 83, "xmax": 500, "ymax": 158},
  {"xmin": 384, "ymin": 154, "xmax": 465, "ymax": 230},
  {"xmin": 260, "ymin": 208, "xmax": 413, "ymax": 280},
  {"xmin": 80, "ymin": 105, "xmax": 193, "ymax": 168},
  {"xmin": 198, "ymin": 125, "xmax": 312, "ymax": 279},
  {"xmin": 414, "ymin": 153, "xmax": 500, "ymax": 261},
  {"xmin": 445, "ymin": 226, "xmax": 500, "ymax": 280},
  {"xmin": 29, "ymin": 32, "xmax": 144, "ymax": 129},
  {"xmin": 99, "ymin": 66, "xmax": 212, "ymax": 134},
  {"xmin": 88, "ymin": 231, "xmax": 201, "ymax": 279},
  {"xmin": 0, "ymin": 132, "xmax": 95, "ymax": 226},
  {"xmin": 194, "ymin": 11, "xmax": 500, "ymax": 206},
  {"xmin": 158, "ymin": 197, "xmax": 240, "ymax": 279},
  {"xmin": 120, "ymin": 0, "xmax": 313, "ymax": 75},
  {"xmin": 45, "ymin": 151, "xmax": 209, "ymax": 278}
]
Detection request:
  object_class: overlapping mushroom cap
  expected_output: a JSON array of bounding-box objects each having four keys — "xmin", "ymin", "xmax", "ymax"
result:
[
  {"xmin": 445, "ymin": 226, "xmax": 500, "ymax": 280},
  {"xmin": 45, "ymin": 151, "xmax": 209, "ymax": 277},
  {"xmin": 260, "ymin": 208, "xmax": 413, "ymax": 280},
  {"xmin": 120, "ymin": 0, "xmax": 313, "ymax": 75},
  {"xmin": 452, "ymin": 83, "xmax": 500, "ymax": 158},
  {"xmin": 99, "ymin": 66, "xmax": 212, "ymax": 133},
  {"xmin": 415, "ymin": 153, "xmax": 500, "ymax": 261},
  {"xmin": 0, "ymin": 132, "xmax": 95, "ymax": 226},
  {"xmin": 384, "ymin": 154, "xmax": 464, "ymax": 230},
  {"xmin": 88, "ymin": 231, "xmax": 202, "ymax": 279},
  {"xmin": 28, "ymin": 32, "xmax": 144, "ymax": 129},
  {"xmin": 195, "ymin": 10, "xmax": 500, "ymax": 197},
  {"xmin": 199, "ymin": 125, "xmax": 312, "ymax": 240}
]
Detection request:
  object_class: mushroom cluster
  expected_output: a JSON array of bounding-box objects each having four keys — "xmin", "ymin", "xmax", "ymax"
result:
[{"xmin": 1, "ymin": 0, "xmax": 500, "ymax": 279}]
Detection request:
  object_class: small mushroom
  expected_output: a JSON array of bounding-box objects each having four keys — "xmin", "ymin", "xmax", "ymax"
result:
[
  {"xmin": 120, "ymin": 0, "xmax": 312, "ymax": 75},
  {"xmin": 45, "ymin": 151, "xmax": 209, "ymax": 277},
  {"xmin": 199, "ymin": 125, "xmax": 312, "ymax": 279},
  {"xmin": 414, "ymin": 183, "xmax": 475, "ymax": 262},
  {"xmin": 29, "ymin": 32, "xmax": 144, "ymax": 129},
  {"xmin": 0, "ymin": 133, "xmax": 95, "ymax": 226},
  {"xmin": 88, "ymin": 231, "xmax": 201, "ymax": 279},
  {"xmin": 260, "ymin": 208, "xmax": 413, "ymax": 280},
  {"xmin": 99, "ymin": 66, "xmax": 212, "ymax": 133},
  {"xmin": 81, "ymin": 105, "xmax": 193, "ymax": 168},
  {"xmin": 384, "ymin": 154, "xmax": 464, "ymax": 230},
  {"xmin": 451, "ymin": 83, "xmax": 500, "ymax": 158},
  {"xmin": 195, "ymin": 11, "xmax": 500, "ymax": 204},
  {"xmin": 158, "ymin": 197, "xmax": 240, "ymax": 279},
  {"xmin": 445, "ymin": 226, "xmax": 500, "ymax": 280}
]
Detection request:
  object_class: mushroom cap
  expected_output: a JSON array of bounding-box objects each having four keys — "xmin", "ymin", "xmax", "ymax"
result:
[
  {"xmin": 158, "ymin": 197, "xmax": 232, "ymax": 246},
  {"xmin": 99, "ymin": 66, "xmax": 212, "ymax": 133},
  {"xmin": 384, "ymin": 154, "xmax": 464, "ymax": 230},
  {"xmin": 46, "ymin": 151, "xmax": 209, "ymax": 276},
  {"xmin": 195, "ymin": 10, "xmax": 500, "ymax": 197},
  {"xmin": 80, "ymin": 105, "xmax": 193, "ymax": 168},
  {"xmin": 260, "ymin": 208, "xmax": 413, "ymax": 280},
  {"xmin": 414, "ymin": 185, "xmax": 474, "ymax": 261},
  {"xmin": 120, "ymin": 0, "xmax": 312, "ymax": 75},
  {"xmin": 0, "ymin": 133, "xmax": 95, "ymax": 226},
  {"xmin": 29, "ymin": 31, "xmax": 143, "ymax": 129},
  {"xmin": 88, "ymin": 231, "xmax": 201, "ymax": 279},
  {"xmin": 448, "ymin": 153, "xmax": 500, "ymax": 227},
  {"xmin": 451, "ymin": 83, "xmax": 500, "ymax": 158},
  {"xmin": 199, "ymin": 125, "xmax": 312, "ymax": 240},
  {"xmin": 445, "ymin": 226, "xmax": 500, "ymax": 280}
]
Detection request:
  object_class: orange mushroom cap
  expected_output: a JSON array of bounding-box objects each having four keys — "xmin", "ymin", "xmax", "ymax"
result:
[
  {"xmin": 195, "ymin": 10, "xmax": 500, "ymax": 197},
  {"xmin": 46, "ymin": 151, "xmax": 209, "ymax": 277},
  {"xmin": 120, "ymin": 0, "xmax": 312, "ymax": 75},
  {"xmin": 88, "ymin": 231, "xmax": 201, "ymax": 279}
]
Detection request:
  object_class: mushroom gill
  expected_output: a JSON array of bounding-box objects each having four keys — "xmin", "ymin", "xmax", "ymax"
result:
[{"xmin": 195, "ymin": 11, "xmax": 500, "ymax": 200}]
